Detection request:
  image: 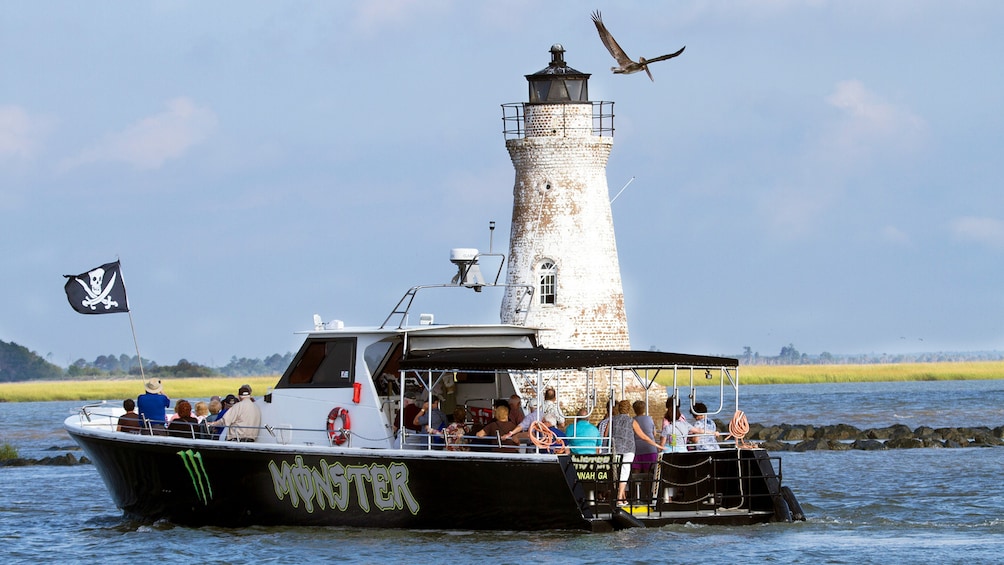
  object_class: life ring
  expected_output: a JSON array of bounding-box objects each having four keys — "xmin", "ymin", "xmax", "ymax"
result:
[{"xmin": 327, "ymin": 407, "xmax": 351, "ymax": 445}]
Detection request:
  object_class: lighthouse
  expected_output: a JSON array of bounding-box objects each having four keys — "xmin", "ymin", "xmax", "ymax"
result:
[{"xmin": 500, "ymin": 45, "xmax": 629, "ymax": 351}]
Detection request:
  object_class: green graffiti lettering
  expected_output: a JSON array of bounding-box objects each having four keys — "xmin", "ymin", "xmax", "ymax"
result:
[
  {"xmin": 292, "ymin": 456, "xmax": 316, "ymax": 512},
  {"xmin": 345, "ymin": 465, "xmax": 372, "ymax": 513},
  {"xmin": 370, "ymin": 464, "xmax": 394, "ymax": 511},
  {"xmin": 312, "ymin": 459, "xmax": 334, "ymax": 511},
  {"xmin": 388, "ymin": 462, "xmax": 420, "ymax": 514},
  {"xmin": 268, "ymin": 460, "xmax": 296, "ymax": 506},
  {"xmin": 267, "ymin": 458, "xmax": 419, "ymax": 515},
  {"xmin": 326, "ymin": 461, "xmax": 350, "ymax": 511}
]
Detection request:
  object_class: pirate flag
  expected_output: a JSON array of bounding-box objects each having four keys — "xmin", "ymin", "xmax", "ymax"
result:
[{"xmin": 64, "ymin": 260, "xmax": 130, "ymax": 314}]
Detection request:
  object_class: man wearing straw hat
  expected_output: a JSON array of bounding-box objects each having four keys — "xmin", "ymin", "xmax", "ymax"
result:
[{"xmin": 137, "ymin": 378, "xmax": 170, "ymax": 435}]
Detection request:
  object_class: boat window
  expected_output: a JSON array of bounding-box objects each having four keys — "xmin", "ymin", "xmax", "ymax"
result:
[
  {"xmin": 538, "ymin": 261, "xmax": 556, "ymax": 305},
  {"xmin": 365, "ymin": 338, "xmax": 403, "ymax": 396},
  {"xmin": 281, "ymin": 338, "xmax": 356, "ymax": 388}
]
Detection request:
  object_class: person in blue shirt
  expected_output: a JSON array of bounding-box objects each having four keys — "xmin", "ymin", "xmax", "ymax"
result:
[
  {"xmin": 689, "ymin": 402, "xmax": 721, "ymax": 451},
  {"xmin": 541, "ymin": 415, "xmax": 568, "ymax": 454},
  {"xmin": 136, "ymin": 378, "xmax": 170, "ymax": 435},
  {"xmin": 565, "ymin": 407, "xmax": 602, "ymax": 454}
]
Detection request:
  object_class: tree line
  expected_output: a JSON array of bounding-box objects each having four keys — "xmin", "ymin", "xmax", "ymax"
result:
[
  {"xmin": 4, "ymin": 338, "xmax": 1002, "ymax": 382},
  {"xmin": 0, "ymin": 340, "xmax": 292, "ymax": 382},
  {"xmin": 738, "ymin": 343, "xmax": 1004, "ymax": 365}
]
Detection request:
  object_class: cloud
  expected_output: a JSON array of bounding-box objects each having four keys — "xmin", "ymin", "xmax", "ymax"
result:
[
  {"xmin": 0, "ymin": 105, "xmax": 54, "ymax": 160},
  {"xmin": 881, "ymin": 225, "xmax": 911, "ymax": 245},
  {"xmin": 757, "ymin": 80, "xmax": 927, "ymax": 238},
  {"xmin": 60, "ymin": 97, "xmax": 218, "ymax": 171},
  {"xmin": 950, "ymin": 216, "xmax": 1004, "ymax": 249},
  {"xmin": 351, "ymin": 0, "xmax": 449, "ymax": 34},
  {"xmin": 822, "ymin": 79, "xmax": 926, "ymax": 164}
]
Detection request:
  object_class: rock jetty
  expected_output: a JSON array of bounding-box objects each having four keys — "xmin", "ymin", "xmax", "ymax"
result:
[{"xmin": 735, "ymin": 421, "xmax": 1004, "ymax": 451}]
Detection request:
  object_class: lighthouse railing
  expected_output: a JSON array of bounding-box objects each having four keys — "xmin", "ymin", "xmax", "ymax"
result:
[{"xmin": 501, "ymin": 101, "xmax": 614, "ymax": 140}]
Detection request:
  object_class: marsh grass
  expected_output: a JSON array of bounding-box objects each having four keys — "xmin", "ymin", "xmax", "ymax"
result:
[
  {"xmin": 0, "ymin": 376, "xmax": 279, "ymax": 403},
  {"xmin": 644, "ymin": 360, "xmax": 1004, "ymax": 387},
  {"xmin": 0, "ymin": 442, "xmax": 18, "ymax": 460},
  {"xmin": 2, "ymin": 361, "xmax": 1003, "ymax": 402},
  {"xmin": 737, "ymin": 361, "xmax": 1004, "ymax": 384}
]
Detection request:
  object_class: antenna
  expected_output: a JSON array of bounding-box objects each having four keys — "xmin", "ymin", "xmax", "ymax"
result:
[
  {"xmin": 610, "ymin": 176, "xmax": 635, "ymax": 204},
  {"xmin": 489, "ymin": 221, "xmax": 496, "ymax": 253}
]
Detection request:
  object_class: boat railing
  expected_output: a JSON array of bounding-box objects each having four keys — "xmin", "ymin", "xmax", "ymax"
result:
[
  {"xmin": 573, "ymin": 448, "xmax": 784, "ymax": 518},
  {"xmin": 380, "ymin": 279, "xmax": 534, "ymax": 329}
]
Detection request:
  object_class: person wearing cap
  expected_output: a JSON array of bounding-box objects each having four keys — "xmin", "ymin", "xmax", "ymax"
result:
[
  {"xmin": 212, "ymin": 384, "xmax": 261, "ymax": 441},
  {"xmin": 136, "ymin": 378, "xmax": 170, "ymax": 435},
  {"xmin": 413, "ymin": 396, "xmax": 448, "ymax": 448}
]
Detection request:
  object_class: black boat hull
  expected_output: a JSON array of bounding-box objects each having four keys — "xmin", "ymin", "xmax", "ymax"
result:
[{"xmin": 69, "ymin": 425, "xmax": 797, "ymax": 530}]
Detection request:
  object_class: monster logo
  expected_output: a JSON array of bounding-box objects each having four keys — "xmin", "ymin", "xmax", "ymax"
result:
[
  {"xmin": 177, "ymin": 449, "xmax": 213, "ymax": 505},
  {"xmin": 269, "ymin": 456, "xmax": 419, "ymax": 515}
]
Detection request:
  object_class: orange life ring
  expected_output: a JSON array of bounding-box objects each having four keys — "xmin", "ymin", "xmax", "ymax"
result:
[{"xmin": 327, "ymin": 407, "xmax": 351, "ymax": 445}]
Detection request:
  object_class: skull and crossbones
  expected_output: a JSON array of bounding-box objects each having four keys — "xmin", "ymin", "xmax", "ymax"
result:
[{"xmin": 74, "ymin": 267, "xmax": 119, "ymax": 310}]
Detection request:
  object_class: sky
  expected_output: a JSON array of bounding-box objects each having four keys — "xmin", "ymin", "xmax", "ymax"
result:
[{"xmin": 2, "ymin": 1, "xmax": 1003, "ymax": 368}]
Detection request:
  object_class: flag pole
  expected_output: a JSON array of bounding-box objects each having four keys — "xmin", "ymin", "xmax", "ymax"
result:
[
  {"xmin": 127, "ymin": 310, "xmax": 146, "ymax": 380},
  {"xmin": 114, "ymin": 258, "xmax": 145, "ymax": 381}
]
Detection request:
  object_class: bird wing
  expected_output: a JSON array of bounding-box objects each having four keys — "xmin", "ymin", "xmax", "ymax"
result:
[
  {"xmin": 644, "ymin": 45, "xmax": 686, "ymax": 64},
  {"xmin": 591, "ymin": 10, "xmax": 633, "ymax": 67}
]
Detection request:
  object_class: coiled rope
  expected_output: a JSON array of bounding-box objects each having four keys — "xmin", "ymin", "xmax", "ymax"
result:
[
  {"xmin": 726, "ymin": 410, "xmax": 754, "ymax": 449},
  {"xmin": 529, "ymin": 420, "xmax": 567, "ymax": 454}
]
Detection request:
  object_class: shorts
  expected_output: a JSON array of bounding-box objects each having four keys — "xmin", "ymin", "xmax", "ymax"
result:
[{"xmin": 619, "ymin": 452, "xmax": 636, "ymax": 482}]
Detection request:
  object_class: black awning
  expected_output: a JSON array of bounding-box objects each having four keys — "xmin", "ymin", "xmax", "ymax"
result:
[{"xmin": 398, "ymin": 347, "xmax": 738, "ymax": 371}]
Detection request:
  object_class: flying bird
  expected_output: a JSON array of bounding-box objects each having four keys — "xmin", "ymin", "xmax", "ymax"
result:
[{"xmin": 591, "ymin": 10, "xmax": 685, "ymax": 82}]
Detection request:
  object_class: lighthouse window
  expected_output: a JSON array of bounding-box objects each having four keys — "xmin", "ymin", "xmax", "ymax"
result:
[{"xmin": 539, "ymin": 262, "xmax": 556, "ymax": 305}]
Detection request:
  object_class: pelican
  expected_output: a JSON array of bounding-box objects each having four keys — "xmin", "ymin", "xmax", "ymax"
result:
[{"xmin": 591, "ymin": 10, "xmax": 685, "ymax": 81}]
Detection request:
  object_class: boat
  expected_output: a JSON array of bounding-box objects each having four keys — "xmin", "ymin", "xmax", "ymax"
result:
[{"xmin": 64, "ymin": 250, "xmax": 804, "ymax": 531}]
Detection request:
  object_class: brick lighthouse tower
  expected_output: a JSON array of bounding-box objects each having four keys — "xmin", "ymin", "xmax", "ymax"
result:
[{"xmin": 500, "ymin": 45, "xmax": 629, "ymax": 351}]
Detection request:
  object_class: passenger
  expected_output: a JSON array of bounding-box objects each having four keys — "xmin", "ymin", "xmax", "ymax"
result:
[
  {"xmin": 632, "ymin": 400, "xmax": 659, "ymax": 473},
  {"xmin": 476, "ymin": 404, "xmax": 519, "ymax": 452},
  {"xmin": 507, "ymin": 394, "xmax": 525, "ymax": 426},
  {"xmin": 611, "ymin": 399, "xmax": 661, "ymax": 506},
  {"xmin": 565, "ymin": 407, "xmax": 601, "ymax": 454},
  {"xmin": 211, "ymin": 384, "xmax": 261, "ymax": 442},
  {"xmin": 166, "ymin": 399, "xmax": 187, "ymax": 424},
  {"xmin": 413, "ymin": 396, "xmax": 448, "ymax": 448},
  {"xmin": 597, "ymin": 402, "xmax": 613, "ymax": 449},
  {"xmin": 206, "ymin": 398, "xmax": 223, "ymax": 423},
  {"xmin": 661, "ymin": 395, "xmax": 689, "ymax": 453},
  {"xmin": 193, "ymin": 401, "xmax": 210, "ymax": 423},
  {"xmin": 689, "ymin": 402, "xmax": 721, "ymax": 451},
  {"xmin": 443, "ymin": 406, "xmax": 470, "ymax": 451},
  {"xmin": 401, "ymin": 390, "xmax": 423, "ymax": 434},
  {"xmin": 505, "ymin": 398, "xmax": 540, "ymax": 444},
  {"xmin": 136, "ymin": 378, "xmax": 170, "ymax": 435},
  {"xmin": 540, "ymin": 387, "xmax": 566, "ymax": 429},
  {"xmin": 211, "ymin": 395, "xmax": 236, "ymax": 439},
  {"xmin": 116, "ymin": 398, "xmax": 141, "ymax": 434},
  {"xmin": 167, "ymin": 400, "xmax": 200, "ymax": 438}
]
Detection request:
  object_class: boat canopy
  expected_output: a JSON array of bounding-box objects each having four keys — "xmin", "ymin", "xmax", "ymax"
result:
[{"xmin": 399, "ymin": 347, "xmax": 739, "ymax": 371}]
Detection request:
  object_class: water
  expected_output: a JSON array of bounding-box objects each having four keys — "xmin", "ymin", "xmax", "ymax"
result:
[{"xmin": 3, "ymin": 381, "xmax": 1004, "ymax": 563}]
